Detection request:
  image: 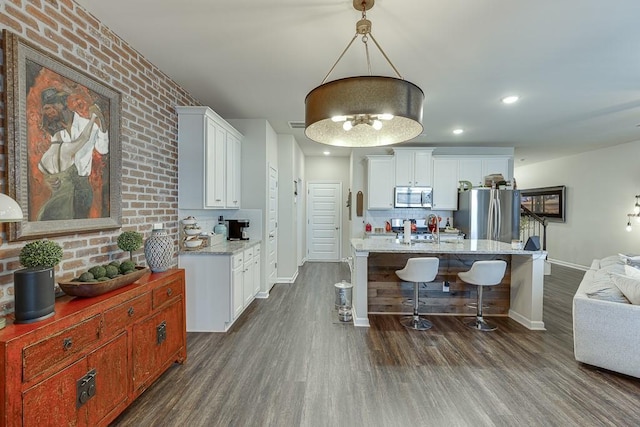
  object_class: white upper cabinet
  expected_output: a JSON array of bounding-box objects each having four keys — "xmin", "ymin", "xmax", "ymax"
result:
[
  {"xmin": 366, "ymin": 155, "xmax": 395, "ymax": 210},
  {"xmin": 458, "ymin": 156, "xmax": 511, "ymax": 187},
  {"xmin": 226, "ymin": 132, "xmax": 242, "ymax": 208},
  {"xmin": 432, "ymin": 157, "xmax": 459, "ymax": 210},
  {"xmin": 177, "ymin": 106, "xmax": 242, "ymax": 209},
  {"xmin": 393, "ymin": 148, "xmax": 433, "ymax": 187}
]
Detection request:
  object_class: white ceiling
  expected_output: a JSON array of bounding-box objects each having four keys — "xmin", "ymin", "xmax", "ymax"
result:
[{"xmin": 75, "ymin": 0, "xmax": 640, "ymax": 164}]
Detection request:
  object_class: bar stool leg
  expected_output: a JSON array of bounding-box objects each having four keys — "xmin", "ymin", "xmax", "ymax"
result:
[
  {"xmin": 400, "ymin": 282, "xmax": 432, "ymax": 330},
  {"xmin": 464, "ymin": 285, "xmax": 497, "ymax": 331}
]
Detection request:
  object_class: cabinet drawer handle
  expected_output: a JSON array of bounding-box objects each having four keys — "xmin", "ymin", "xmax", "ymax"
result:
[
  {"xmin": 128, "ymin": 307, "xmax": 135, "ymax": 317},
  {"xmin": 166, "ymin": 288, "xmax": 173, "ymax": 296},
  {"xmin": 63, "ymin": 338, "xmax": 73, "ymax": 351}
]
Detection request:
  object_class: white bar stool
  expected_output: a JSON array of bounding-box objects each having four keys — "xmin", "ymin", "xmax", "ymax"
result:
[
  {"xmin": 458, "ymin": 260, "xmax": 507, "ymax": 331},
  {"xmin": 395, "ymin": 257, "xmax": 440, "ymax": 331}
]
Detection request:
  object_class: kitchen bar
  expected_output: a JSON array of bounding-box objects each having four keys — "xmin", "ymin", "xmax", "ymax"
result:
[{"xmin": 350, "ymin": 238, "xmax": 548, "ymax": 330}]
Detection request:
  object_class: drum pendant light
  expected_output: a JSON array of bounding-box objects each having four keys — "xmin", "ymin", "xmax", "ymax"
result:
[{"xmin": 305, "ymin": 0, "xmax": 424, "ymax": 147}]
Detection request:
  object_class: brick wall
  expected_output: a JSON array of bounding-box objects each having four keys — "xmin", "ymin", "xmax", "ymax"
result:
[{"xmin": 0, "ymin": 0, "xmax": 201, "ymax": 308}]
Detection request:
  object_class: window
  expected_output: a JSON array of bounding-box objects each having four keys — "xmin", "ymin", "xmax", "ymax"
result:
[{"xmin": 520, "ymin": 185, "xmax": 566, "ymax": 222}]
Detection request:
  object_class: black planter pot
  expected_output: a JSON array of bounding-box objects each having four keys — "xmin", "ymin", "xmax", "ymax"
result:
[{"xmin": 14, "ymin": 267, "xmax": 56, "ymax": 324}]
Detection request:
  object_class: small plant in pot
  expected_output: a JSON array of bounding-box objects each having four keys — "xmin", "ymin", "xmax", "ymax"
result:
[
  {"xmin": 14, "ymin": 239, "xmax": 63, "ymax": 324},
  {"xmin": 117, "ymin": 231, "xmax": 143, "ymax": 261}
]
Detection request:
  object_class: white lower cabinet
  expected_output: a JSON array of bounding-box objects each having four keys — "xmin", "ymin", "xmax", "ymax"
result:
[
  {"xmin": 242, "ymin": 247, "xmax": 255, "ymax": 307},
  {"xmin": 231, "ymin": 252, "xmax": 244, "ymax": 320},
  {"xmin": 253, "ymin": 246, "xmax": 261, "ymax": 296},
  {"xmin": 180, "ymin": 242, "xmax": 261, "ymax": 332}
]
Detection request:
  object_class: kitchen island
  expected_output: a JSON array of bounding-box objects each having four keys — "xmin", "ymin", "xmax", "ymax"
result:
[{"xmin": 350, "ymin": 238, "xmax": 547, "ymax": 330}]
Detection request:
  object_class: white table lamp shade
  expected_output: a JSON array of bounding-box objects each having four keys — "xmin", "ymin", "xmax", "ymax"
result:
[{"xmin": 0, "ymin": 193, "xmax": 24, "ymax": 222}]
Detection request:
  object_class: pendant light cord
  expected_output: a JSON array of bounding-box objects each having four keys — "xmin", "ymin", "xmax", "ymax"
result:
[{"xmin": 320, "ymin": 1, "xmax": 403, "ymax": 84}]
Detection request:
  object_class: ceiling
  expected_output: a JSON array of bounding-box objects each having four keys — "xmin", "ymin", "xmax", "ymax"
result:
[{"xmin": 75, "ymin": 0, "xmax": 640, "ymax": 164}]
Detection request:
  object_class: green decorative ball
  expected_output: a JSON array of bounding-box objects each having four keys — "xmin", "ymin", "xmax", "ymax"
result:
[
  {"xmin": 120, "ymin": 260, "xmax": 136, "ymax": 273},
  {"xmin": 105, "ymin": 265, "xmax": 119, "ymax": 279},
  {"xmin": 88, "ymin": 266, "xmax": 106, "ymax": 279},
  {"xmin": 79, "ymin": 272, "xmax": 94, "ymax": 282}
]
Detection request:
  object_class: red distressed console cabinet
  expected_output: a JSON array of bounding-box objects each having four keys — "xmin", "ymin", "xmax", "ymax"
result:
[{"xmin": 0, "ymin": 268, "xmax": 186, "ymax": 426}]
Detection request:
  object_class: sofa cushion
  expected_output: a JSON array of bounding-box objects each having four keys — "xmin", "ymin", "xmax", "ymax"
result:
[
  {"xmin": 584, "ymin": 269, "xmax": 630, "ymax": 303},
  {"xmin": 612, "ymin": 274, "xmax": 640, "ymax": 304},
  {"xmin": 599, "ymin": 255, "xmax": 624, "ymax": 267},
  {"xmin": 597, "ymin": 263, "xmax": 625, "ymax": 275}
]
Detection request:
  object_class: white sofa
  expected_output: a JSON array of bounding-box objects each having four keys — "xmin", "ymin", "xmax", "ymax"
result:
[{"xmin": 573, "ymin": 257, "xmax": 640, "ymax": 378}]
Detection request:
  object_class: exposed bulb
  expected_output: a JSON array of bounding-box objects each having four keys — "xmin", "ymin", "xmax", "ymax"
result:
[
  {"xmin": 331, "ymin": 115, "xmax": 347, "ymax": 122},
  {"xmin": 372, "ymin": 120, "xmax": 382, "ymax": 130},
  {"xmin": 343, "ymin": 121, "xmax": 353, "ymax": 131},
  {"xmin": 378, "ymin": 113, "xmax": 394, "ymax": 121},
  {"xmin": 626, "ymin": 221, "xmax": 632, "ymax": 232}
]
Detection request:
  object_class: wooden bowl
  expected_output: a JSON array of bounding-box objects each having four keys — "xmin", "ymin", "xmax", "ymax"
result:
[{"xmin": 58, "ymin": 266, "xmax": 149, "ymax": 298}]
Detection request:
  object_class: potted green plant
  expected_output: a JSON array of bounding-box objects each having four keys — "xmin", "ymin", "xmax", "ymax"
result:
[
  {"xmin": 117, "ymin": 231, "xmax": 143, "ymax": 261},
  {"xmin": 14, "ymin": 239, "xmax": 63, "ymax": 324}
]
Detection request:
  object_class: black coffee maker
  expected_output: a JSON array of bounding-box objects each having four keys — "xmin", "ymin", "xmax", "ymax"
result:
[{"xmin": 227, "ymin": 219, "xmax": 250, "ymax": 240}]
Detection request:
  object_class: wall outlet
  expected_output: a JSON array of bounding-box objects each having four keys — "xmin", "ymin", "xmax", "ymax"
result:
[{"xmin": 442, "ymin": 281, "xmax": 450, "ymax": 292}]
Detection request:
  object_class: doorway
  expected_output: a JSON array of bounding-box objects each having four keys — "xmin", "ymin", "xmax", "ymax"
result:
[{"xmin": 307, "ymin": 182, "xmax": 342, "ymax": 261}]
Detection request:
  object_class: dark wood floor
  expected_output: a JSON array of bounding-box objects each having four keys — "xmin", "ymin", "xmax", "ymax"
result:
[{"xmin": 112, "ymin": 263, "xmax": 640, "ymax": 426}]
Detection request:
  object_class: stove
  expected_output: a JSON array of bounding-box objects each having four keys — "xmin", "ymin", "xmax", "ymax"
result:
[{"xmin": 395, "ymin": 231, "xmax": 436, "ymax": 241}]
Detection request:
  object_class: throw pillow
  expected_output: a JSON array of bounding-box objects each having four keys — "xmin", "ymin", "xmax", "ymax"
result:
[
  {"xmin": 618, "ymin": 253, "xmax": 640, "ymax": 263},
  {"xmin": 624, "ymin": 264, "xmax": 640, "ymax": 279},
  {"xmin": 612, "ymin": 273, "xmax": 640, "ymax": 305}
]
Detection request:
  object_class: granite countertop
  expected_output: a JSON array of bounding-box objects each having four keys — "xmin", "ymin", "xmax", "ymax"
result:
[
  {"xmin": 179, "ymin": 239, "xmax": 261, "ymax": 256},
  {"xmin": 351, "ymin": 238, "xmax": 545, "ymax": 255}
]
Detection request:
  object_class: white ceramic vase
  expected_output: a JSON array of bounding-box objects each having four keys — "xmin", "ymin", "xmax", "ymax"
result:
[{"xmin": 144, "ymin": 228, "xmax": 174, "ymax": 273}]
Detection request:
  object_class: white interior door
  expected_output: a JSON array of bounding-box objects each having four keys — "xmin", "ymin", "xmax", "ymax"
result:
[
  {"xmin": 307, "ymin": 182, "xmax": 341, "ymax": 261},
  {"xmin": 268, "ymin": 165, "xmax": 278, "ymax": 289}
]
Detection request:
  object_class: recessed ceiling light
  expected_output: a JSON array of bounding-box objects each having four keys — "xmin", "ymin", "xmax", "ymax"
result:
[
  {"xmin": 452, "ymin": 128, "xmax": 464, "ymax": 135},
  {"xmin": 501, "ymin": 95, "xmax": 519, "ymax": 104},
  {"xmin": 323, "ymin": 151, "xmax": 331, "ymax": 156}
]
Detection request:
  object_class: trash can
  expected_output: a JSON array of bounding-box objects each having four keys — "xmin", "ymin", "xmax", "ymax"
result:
[{"xmin": 334, "ymin": 280, "xmax": 353, "ymax": 322}]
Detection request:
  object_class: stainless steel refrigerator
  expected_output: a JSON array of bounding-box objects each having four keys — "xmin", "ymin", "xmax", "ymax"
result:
[{"xmin": 453, "ymin": 188, "xmax": 520, "ymax": 243}]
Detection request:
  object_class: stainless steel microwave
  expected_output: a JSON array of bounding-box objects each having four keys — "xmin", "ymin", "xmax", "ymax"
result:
[{"xmin": 394, "ymin": 187, "xmax": 433, "ymax": 208}]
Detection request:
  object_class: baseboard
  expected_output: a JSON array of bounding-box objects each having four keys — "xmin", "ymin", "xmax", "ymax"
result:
[
  {"xmin": 351, "ymin": 307, "xmax": 370, "ymax": 327},
  {"xmin": 276, "ymin": 269, "xmax": 299, "ymax": 284},
  {"xmin": 255, "ymin": 281, "xmax": 277, "ymax": 299},
  {"xmin": 509, "ymin": 309, "xmax": 546, "ymax": 331},
  {"xmin": 544, "ymin": 260, "xmax": 551, "ymax": 275},
  {"xmin": 547, "ymin": 258, "xmax": 590, "ymax": 271}
]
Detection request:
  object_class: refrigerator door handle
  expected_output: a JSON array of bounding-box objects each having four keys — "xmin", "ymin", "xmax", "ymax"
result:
[
  {"xmin": 487, "ymin": 196, "xmax": 495, "ymax": 241},
  {"xmin": 496, "ymin": 199, "xmax": 502, "ymax": 240},
  {"xmin": 495, "ymin": 190, "xmax": 502, "ymax": 241}
]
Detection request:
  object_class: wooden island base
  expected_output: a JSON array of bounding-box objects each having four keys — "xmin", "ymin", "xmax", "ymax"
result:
[
  {"xmin": 367, "ymin": 252, "xmax": 511, "ymax": 315},
  {"xmin": 351, "ymin": 238, "xmax": 547, "ymax": 330}
]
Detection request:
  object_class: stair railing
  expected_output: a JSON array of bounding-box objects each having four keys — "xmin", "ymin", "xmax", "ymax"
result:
[{"xmin": 520, "ymin": 205, "xmax": 548, "ymax": 250}]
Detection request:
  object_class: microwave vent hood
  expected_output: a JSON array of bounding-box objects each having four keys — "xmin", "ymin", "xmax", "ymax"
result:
[{"xmin": 394, "ymin": 186, "xmax": 432, "ymax": 208}]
